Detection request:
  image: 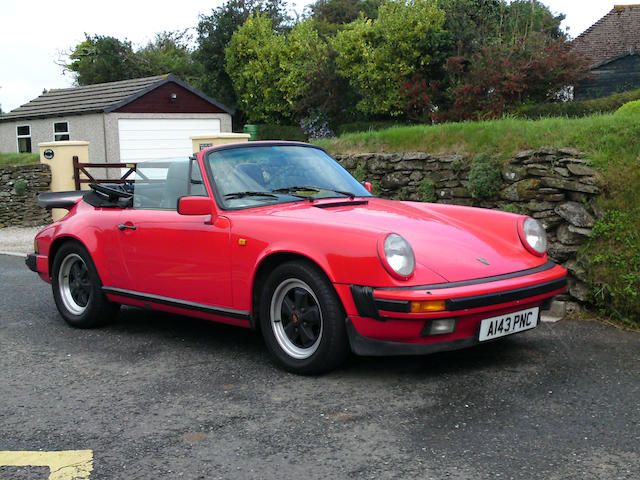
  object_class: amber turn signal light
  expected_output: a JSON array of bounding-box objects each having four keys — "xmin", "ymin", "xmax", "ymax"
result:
[{"xmin": 410, "ymin": 300, "xmax": 446, "ymax": 313}]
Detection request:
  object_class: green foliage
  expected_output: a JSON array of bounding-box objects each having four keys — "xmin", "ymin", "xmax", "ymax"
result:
[
  {"xmin": 394, "ymin": 186, "xmax": 411, "ymax": 200},
  {"xmin": 335, "ymin": 120, "xmax": 405, "ymax": 136},
  {"xmin": 417, "ymin": 176, "xmax": 436, "ymax": 202},
  {"xmin": 517, "ymin": 88, "xmax": 640, "ymax": 119},
  {"xmin": 450, "ymin": 156, "xmax": 468, "ymax": 175},
  {"xmin": 399, "ymin": 0, "xmax": 576, "ymax": 121},
  {"xmin": 439, "ymin": 0, "xmax": 504, "ymax": 57},
  {"xmin": 226, "ymin": 15, "xmax": 327, "ymax": 123},
  {"xmin": 194, "ymin": 0, "xmax": 291, "ymax": 113},
  {"xmin": 136, "ymin": 31, "xmax": 202, "ymax": 85},
  {"xmin": 500, "ymin": 0, "xmax": 566, "ymax": 42},
  {"xmin": 57, "ymin": 0, "xmax": 581, "ymax": 126},
  {"xmin": 501, "ymin": 203, "xmax": 526, "ymax": 214},
  {"xmin": 0, "ymin": 153, "xmax": 40, "ymax": 166},
  {"xmin": 614, "ymin": 100, "xmax": 640, "ymax": 116},
  {"xmin": 465, "ymin": 155, "xmax": 502, "ymax": 199},
  {"xmin": 331, "ymin": 0, "xmax": 446, "ymax": 116},
  {"xmin": 13, "ymin": 179, "xmax": 27, "ymax": 195},
  {"xmin": 64, "ymin": 31, "xmax": 202, "ymax": 87},
  {"xmin": 280, "ymin": 21, "xmax": 328, "ymax": 110},
  {"xmin": 317, "ymin": 113, "xmax": 640, "ymax": 165},
  {"xmin": 255, "ymin": 124, "xmax": 307, "ymax": 141},
  {"xmin": 352, "ymin": 163, "xmax": 367, "ymax": 182},
  {"xmin": 65, "ymin": 34, "xmax": 142, "ymax": 85},
  {"xmin": 309, "ymin": 0, "xmax": 382, "ymax": 27},
  {"xmin": 584, "ymin": 209, "xmax": 640, "ymax": 327}
]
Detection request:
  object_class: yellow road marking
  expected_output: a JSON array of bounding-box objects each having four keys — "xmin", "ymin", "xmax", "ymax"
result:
[{"xmin": 0, "ymin": 450, "xmax": 93, "ymax": 480}]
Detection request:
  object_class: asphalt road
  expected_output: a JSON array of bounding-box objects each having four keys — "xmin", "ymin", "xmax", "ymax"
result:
[{"xmin": 1, "ymin": 253, "xmax": 639, "ymax": 479}]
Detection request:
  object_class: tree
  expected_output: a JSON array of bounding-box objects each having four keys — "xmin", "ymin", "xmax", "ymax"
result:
[
  {"xmin": 397, "ymin": 0, "xmax": 580, "ymax": 121},
  {"xmin": 501, "ymin": 0, "xmax": 566, "ymax": 44},
  {"xmin": 137, "ymin": 31, "xmax": 203, "ymax": 85},
  {"xmin": 194, "ymin": 0, "xmax": 292, "ymax": 111},
  {"xmin": 309, "ymin": 0, "xmax": 382, "ymax": 24},
  {"xmin": 438, "ymin": 0, "xmax": 504, "ymax": 57},
  {"xmin": 331, "ymin": 0, "xmax": 446, "ymax": 116},
  {"xmin": 307, "ymin": 0, "xmax": 383, "ymax": 37},
  {"xmin": 225, "ymin": 14, "xmax": 327, "ymax": 123},
  {"xmin": 64, "ymin": 34, "xmax": 142, "ymax": 85}
]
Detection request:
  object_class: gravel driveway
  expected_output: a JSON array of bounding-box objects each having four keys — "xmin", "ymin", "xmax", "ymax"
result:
[{"xmin": 0, "ymin": 226, "xmax": 44, "ymax": 256}]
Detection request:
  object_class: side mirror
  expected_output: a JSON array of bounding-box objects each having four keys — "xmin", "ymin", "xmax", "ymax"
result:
[
  {"xmin": 364, "ymin": 182, "xmax": 373, "ymax": 194},
  {"xmin": 178, "ymin": 196, "xmax": 213, "ymax": 216}
]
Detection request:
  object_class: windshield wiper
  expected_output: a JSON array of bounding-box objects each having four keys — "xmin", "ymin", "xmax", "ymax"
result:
[
  {"xmin": 224, "ymin": 191, "xmax": 278, "ymax": 200},
  {"xmin": 272, "ymin": 185, "xmax": 356, "ymax": 199},
  {"xmin": 271, "ymin": 186, "xmax": 318, "ymax": 201},
  {"xmin": 271, "ymin": 186, "xmax": 319, "ymax": 194},
  {"xmin": 304, "ymin": 185, "xmax": 356, "ymax": 199}
]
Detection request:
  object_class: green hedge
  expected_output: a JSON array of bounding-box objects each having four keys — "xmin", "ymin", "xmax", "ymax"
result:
[
  {"xmin": 517, "ymin": 88, "xmax": 640, "ymax": 119},
  {"xmin": 254, "ymin": 124, "xmax": 307, "ymax": 142},
  {"xmin": 250, "ymin": 121, "xmax": 406, "ymax": 142}
]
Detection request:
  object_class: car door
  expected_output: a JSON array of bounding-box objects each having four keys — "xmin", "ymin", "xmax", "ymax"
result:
[{"xmin": 115, "ymin": 158, "xmax": 233, "ymax": 309}]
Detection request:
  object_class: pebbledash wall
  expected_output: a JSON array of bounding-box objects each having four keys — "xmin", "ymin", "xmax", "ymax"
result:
[
  {"xmin": 2, "ymin": 148, "xmax": 598, "ymax": 303},
  {"xmin": 0, "ymin": 164, "xmax": 52, "ymax": 228},
  {"xmin": 335, "ymin": 147, "xmax": 601, "ymax": 305}
]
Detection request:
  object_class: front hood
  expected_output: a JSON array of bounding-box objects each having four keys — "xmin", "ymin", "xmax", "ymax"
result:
[{"xmin": 267, "ymin": 198, "xmax": 545, "ymax": 282}]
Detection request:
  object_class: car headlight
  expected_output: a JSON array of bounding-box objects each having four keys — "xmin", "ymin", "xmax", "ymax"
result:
[
  {"xmin": 519, "ymin": 217, "xmax": 547, "ymax": 256},
  {"xmin": 379, "ymin": 233, "xmax": 415, "ymax": 280}
]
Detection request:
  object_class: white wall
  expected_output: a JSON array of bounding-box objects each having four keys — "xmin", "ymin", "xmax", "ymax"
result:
[
  {"xmin": 0, "ymin": 114, "xmax": 106, "ymax": 161},
  {"xmin": 1, "ymin": 111, "xmax": 232, "ymax": 163}
]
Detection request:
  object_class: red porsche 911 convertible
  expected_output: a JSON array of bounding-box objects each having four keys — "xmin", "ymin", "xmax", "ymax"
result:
[{"xmin": 26, "ymin": 141, "xmax": 566, "ymax": 373}]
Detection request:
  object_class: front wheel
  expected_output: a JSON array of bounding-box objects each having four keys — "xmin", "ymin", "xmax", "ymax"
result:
[
  {"xmin": 51, "ymin": 242, "xmax": 118, "ymax": 328},
  {"xmin": 259, "ymin": 261, "xmax": 349, "ymax": 374}
]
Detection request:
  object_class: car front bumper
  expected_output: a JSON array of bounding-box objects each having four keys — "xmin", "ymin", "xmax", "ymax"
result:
[{"xmin": 336, "ymin": 261, "xmax": 567, "ymax": 355}]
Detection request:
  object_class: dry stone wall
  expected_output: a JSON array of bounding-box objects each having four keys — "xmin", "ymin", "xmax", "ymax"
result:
[
  {"xmin": 0, "ymin": 164, "xmax": 52, "ymax": 228},
  {"xmin": 335, "ymin": 148, "xmax": 601, "ymax": 304},
  {"xmin": 0, "ymin": 152, "xmax": 600, "ymax": 304}
]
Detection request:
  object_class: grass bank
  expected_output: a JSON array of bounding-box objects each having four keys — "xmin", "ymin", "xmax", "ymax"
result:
[
  {"xmin": 0, "ymin": 153, "xmax": 40, "ymax": 166},
  {"xmin": 318, "ymin": 113, "xmax": 640, "ymax": 327}
]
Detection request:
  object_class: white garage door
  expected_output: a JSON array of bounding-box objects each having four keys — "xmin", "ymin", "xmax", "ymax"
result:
[{"xmin": 118, "ymin": 118, "xmax": 221, "ymax": 162}]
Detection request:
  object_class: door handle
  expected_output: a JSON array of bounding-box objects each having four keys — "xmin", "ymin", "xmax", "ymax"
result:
[{"xmin": 118, "ymin": 223, "xmax": 137, "ymax": 231}]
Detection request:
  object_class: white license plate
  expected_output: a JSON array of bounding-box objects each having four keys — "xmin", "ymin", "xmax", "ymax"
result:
[{"xmin": 478, "ymin": 307, "xmax": 539, "ymax": 342}]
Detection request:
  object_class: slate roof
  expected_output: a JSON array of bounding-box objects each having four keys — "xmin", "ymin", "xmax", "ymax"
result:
[
  {"xmin": 0, "ymin": 74, "xmax": 233, "ymax": 122},
  {"xmin": 572, "ymin": 5, "xmax": 640, "ymax": 66}
]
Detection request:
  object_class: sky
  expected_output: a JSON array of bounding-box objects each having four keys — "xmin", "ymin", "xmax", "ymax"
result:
[{"xmin": 0, "ymin": 0, "xmax": 619, "ymax": 112}]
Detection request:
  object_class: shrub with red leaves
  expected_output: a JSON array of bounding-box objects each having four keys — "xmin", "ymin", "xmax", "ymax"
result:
[{"xmin": 445, "ymin": 34, "xmax": 590, "ymax": 121}]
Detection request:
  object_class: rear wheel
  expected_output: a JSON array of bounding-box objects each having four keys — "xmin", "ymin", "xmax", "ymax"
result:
[
  {"xmin": 51, "ymin": 242, "xmax": 118, "ymax": 328},
  {"xmin": 260, "ymin": 261, "xmax": 349, "ymax": 374}
]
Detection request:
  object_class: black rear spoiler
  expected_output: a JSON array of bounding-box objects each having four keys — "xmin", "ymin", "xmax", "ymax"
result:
[{"xmin": 37, "ymin": 191, "xmax": 84, "ymax": 210}]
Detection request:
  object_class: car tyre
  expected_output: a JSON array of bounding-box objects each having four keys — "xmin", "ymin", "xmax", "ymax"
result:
[
  {"xmin": 260, "ymin": 261, "xmax": 349, "ymax": 374},
  {"xmin": 51, "ymin": 242, "xmax": 119, "ymax": 328}
]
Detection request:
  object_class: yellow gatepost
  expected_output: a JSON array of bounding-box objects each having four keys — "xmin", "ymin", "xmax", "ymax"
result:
[
  {"xmin": 38, "ymin": 141, "xmax": 90, "ymax": 221},
  {"xmin": 190, "ymin": 133, "xmax": 250, "ymax": 153}
]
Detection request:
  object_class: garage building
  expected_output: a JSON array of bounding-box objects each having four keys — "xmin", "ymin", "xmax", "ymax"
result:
[{"xmin": 0, "ymin": 74, "xmax": 233, "ymax": 163}]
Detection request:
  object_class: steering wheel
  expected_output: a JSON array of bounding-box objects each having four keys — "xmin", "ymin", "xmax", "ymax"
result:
[{"xmin": 89, "ymin": 183, "xmax": 132, "ymax": 201}]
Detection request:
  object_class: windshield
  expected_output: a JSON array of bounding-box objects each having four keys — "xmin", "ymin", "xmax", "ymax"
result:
[{"xmin": 206, "ymin": 145, "xmax": 371, "ymax": 209}]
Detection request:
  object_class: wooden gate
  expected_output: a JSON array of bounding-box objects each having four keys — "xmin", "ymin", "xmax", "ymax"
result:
[{"xmin": 72, "ymin": 156, "xmax": 137, "ymax": 190}]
